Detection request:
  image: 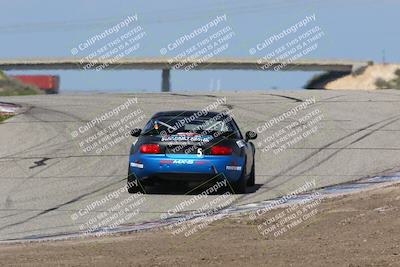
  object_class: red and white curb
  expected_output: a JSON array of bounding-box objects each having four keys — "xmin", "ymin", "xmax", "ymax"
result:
[{"xmin": 0, "ymin": 102, "xmax": 20, "ymax": 115}]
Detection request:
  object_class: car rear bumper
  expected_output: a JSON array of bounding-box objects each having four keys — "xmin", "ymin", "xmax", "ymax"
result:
[{"xmin": 129, "ymin": 154, "xmax": 244, "ymax": 182}]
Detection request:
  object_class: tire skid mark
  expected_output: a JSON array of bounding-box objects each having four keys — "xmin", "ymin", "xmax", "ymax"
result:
[
  {"xmin": 243, "ymin": 115, "xmax": 400, "ymax": 201},
  {"xmin": 1, "ymin": 104, "xmax": 121, "ymax": 215},
  {"xmin": 2, "ymin": 93, "xmax": 400, "ymax": 240},
  {"xmin": 225, "ymin": 104, "xmax": 400, "ymax": 206},
  {"xmin": 28, "ymin": 157, "xmax": 51, "ymax": 169},
  {"xmin": 2, "ymin": 101, "xmax": 128, "ymax": 223},
  {"xmin": 0, "ymin": 177, "xmax": 126, "ymax": 232},
  {"xmin": 0, "ymin": 108, "xmax": 69, "ymax": 159},
  {"xmin": 2, "ymin": 110, "xmax": 76, "ymax": 203},
  {"xmin": 263, "ymin": 93, "xmax": 303, "ymax": 102}
]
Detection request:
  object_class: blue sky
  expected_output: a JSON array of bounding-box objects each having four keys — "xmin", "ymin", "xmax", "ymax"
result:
[{"xmin": 0, "ymin": 0, "xmax": 398, "ymax": 92}]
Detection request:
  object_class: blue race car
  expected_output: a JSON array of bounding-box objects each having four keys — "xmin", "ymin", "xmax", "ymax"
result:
[{"xmin": 127, "ymin": 110, "xmax": 257, "ymax": 194}]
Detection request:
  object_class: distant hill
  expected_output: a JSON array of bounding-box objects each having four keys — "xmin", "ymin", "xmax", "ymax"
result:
[{"xmin": 305, "ymin": 64, "xmax": 400, "ymax": 90}]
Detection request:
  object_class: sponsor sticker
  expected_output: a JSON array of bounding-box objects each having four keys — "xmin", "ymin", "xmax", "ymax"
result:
[
  {"xmin": 130, "ymin": 162, "xmax": 144, "ymax": 168},
  {"xmin": 226, "ymin": 166, "xmax": 242, "ymax": 171},
  {"xmin": 161, "ymin": 135, "xmax": 213, "ymax": 143},
  {"xmin": 173, "ymin": 159, "xmax": 194, "ymax": 164},
  {"xmin": 236, "ymin": 140, "xmax": 246, "ymax": 148}
]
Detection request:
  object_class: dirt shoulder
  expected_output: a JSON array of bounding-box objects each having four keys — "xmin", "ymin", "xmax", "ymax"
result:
[{"xmin": 1, "ymin": 183, "xmax": 400, "ymax": 267}]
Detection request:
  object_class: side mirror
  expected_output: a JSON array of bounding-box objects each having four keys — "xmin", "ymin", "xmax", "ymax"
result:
[
  {"xmin": 130, "ymin": 128, "xmax": 142, "ymax": 137},
  {"xmin": 245, "ymin": 131, "xmax": 257, "ymax": 141}
]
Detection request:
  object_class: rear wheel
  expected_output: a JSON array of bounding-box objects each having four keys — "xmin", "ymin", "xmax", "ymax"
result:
[
  {"xmin": 232, "ymin": 166, "xmax": 247, "ymax": 194},
  {"xmin": 247, "ymin": 162, "xmax": 255, "ymax": 186},
  {"xmin": 127, "ymin": 170, "xmax": 145, "ymax": 193}
]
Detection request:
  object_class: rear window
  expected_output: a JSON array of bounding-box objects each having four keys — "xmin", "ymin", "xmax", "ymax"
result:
[{"xmin": 142, "ymin": 115, "xmax": 236, "ymax": 136}]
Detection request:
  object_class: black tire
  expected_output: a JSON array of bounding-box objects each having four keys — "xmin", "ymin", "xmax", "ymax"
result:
[
  {"xmin": 247, "ymin": 162, "xmax": 255, "ymax": 186},
  {"xmin": 232, "ymin": 166, "xmax": 247, "ymax": 194},
  {"xmin": 127, "ymin": 171, "xmax": 145, "ymax": 194}
]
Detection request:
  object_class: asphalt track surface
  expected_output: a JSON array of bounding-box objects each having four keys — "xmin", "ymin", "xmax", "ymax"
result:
[{"xmin": 1, "ymin": 90, "xmax": 400, "ymax": 241}]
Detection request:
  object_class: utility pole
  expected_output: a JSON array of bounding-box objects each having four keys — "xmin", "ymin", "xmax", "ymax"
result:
[{"xmin": 382, "ymin": 49, "xmax": 386, "ymax": 64}]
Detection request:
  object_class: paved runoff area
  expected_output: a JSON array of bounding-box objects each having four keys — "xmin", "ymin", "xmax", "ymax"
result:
[{"xmin": 0, "ymin": 90, "xmax": 400, "ymax": 241}]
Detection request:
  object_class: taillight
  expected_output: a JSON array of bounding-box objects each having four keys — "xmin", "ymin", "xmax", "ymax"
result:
[
  {"xmin": 210, "ymin": 146, "xmax": 232, "ymax": 155},
  {"xmin": 140, "ymin": 144, "xmax": 160, "ymax": 154}
]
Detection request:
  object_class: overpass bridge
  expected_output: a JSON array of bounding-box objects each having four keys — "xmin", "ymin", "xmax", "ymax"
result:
[{"xmin": 0, "ymin": 57, "xmax": 370, "ymax": 91}]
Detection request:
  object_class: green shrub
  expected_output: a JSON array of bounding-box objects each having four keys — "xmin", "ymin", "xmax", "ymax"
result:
[
  {"xmin": 375, "ymin": 69, "xmax": 400, "ymax": 90},
  {"xmin": 0, "ymin": 73, "xmax": 42, "ymax": 96},
  {"xmin": 0, "ymin": 114, "xmax": 13, "ymax": 123}
]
